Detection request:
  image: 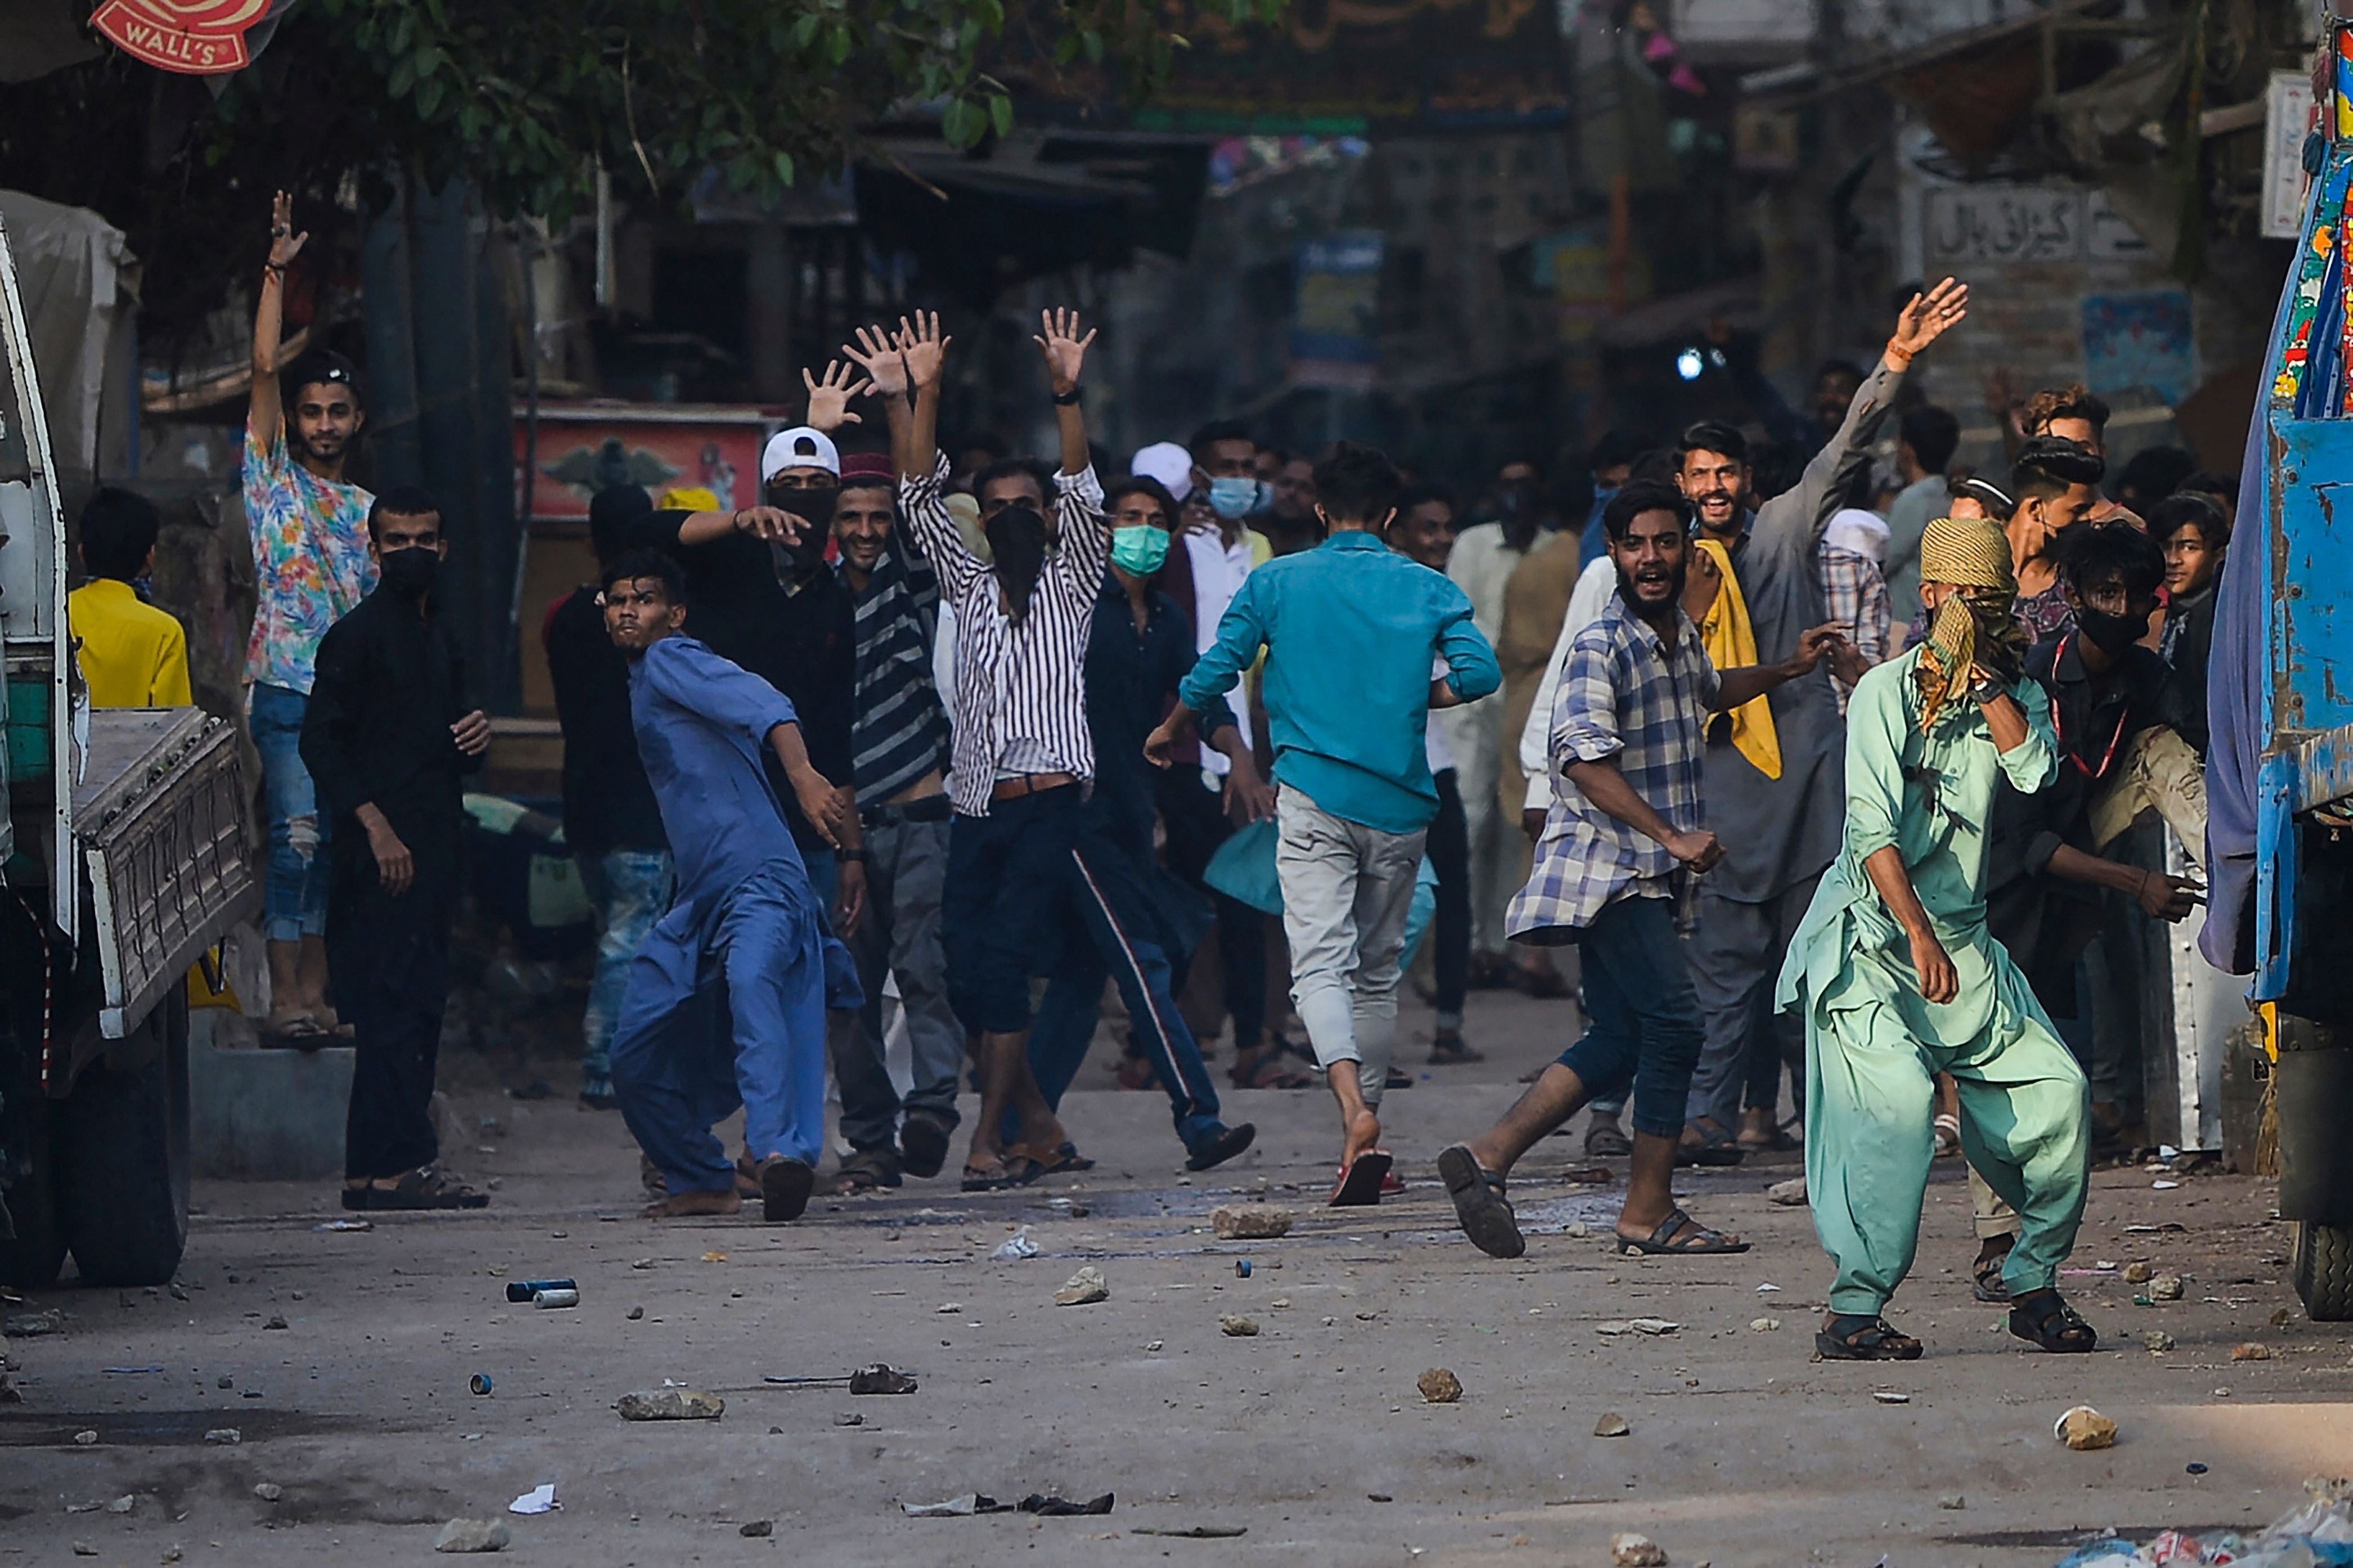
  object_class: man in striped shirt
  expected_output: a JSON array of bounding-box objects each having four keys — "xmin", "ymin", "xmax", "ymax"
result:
[
  {"xmin": 852, "ymin": 308, "xmax": 1110, "ymax": 1190},
  {"xmin": 828, "ymin": 451, "xmax": 962, "ymax": 1192}
]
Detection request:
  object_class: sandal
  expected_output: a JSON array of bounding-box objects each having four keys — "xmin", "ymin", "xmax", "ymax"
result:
[
  {"xmin": 344, "ymin": 1165, "xmax": 488, "ymax": 1211},
  {"xmin": 1034, "ymin": 1142, "xmax": 1096, "ymax": 1174},
  {"xmin": 1676, "ymin": 1124, "xmax": 1744, "ymax": 1167},
  {"xmin": 262, "ymin": 1009, "xmax": 333, "ymax": 1048},
  {"xmin": 961, "ymin": 1156, "xmax": 1019, "ymax": 1192},
  {"xmin": 1231, "ymin": 1052, "xmax": 1315, "ymax": 1090},
  {"xmin": 898, "ymin": 1112, "xmax": 953, "ymax": 1180},
  {"xmin": 1615, "ymin": 1206, "xmax": 1750, "ymax": 1255},
  {"xmin": 1330, "ymin": 1150, "xmax": 1392, "ymax": 1207},
  {"xmin": 1383, "ymin": 1066, "xmax": 1414, "ymax": 1090},
  {"xmin": 1816, "ymin": 1314, "xmax": 1923, "ymax": 1360},
  {"xmin": 1428, "ymin": 1032, "xmax": 1485, "ymax": 1066},
  {"xmin": 1584, "ymin": 1117, "xmax": 1634, "ymax": 1158},
  {"xmin": 1115, "ymin": 1054, "xmax": 1158, "ymax": 1092},
  {"xmin": 832, "ymin": 1149, "xmax": 902, "ymax": 1194},
  {"xmin": 1972, "ymin": 1237, "xmax": 2014, "ymax": 1303},
  {"xmin": 1438, "ymin": 1144, "xmax": 1525, "ymax": 1259},
  {"xmin": 2008, "ymin": 1288, "xmax": 2097, "ymax": 1353},
  {"xmin": 1933, "ymin": 1112, "xmax": 1962, "ymax": 1158}
]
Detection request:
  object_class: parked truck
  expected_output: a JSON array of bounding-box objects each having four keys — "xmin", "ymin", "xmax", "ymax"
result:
[{"xmin": 0, "ymin": 211, "xmax": 259, "ymax": 1288}]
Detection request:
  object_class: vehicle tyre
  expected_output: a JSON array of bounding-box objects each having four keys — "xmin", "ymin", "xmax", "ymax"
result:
[
  {"xmin": 57, "ymin": 992, "xmax": 190, "ymax": 1287},
  {"xmin": 0, "ymin": 1095, "xmax": 66, "ymax": 1290},
  {"xmin": 2292, "ymin": 1220, "xmax": 2353, "ymax": 1322}
]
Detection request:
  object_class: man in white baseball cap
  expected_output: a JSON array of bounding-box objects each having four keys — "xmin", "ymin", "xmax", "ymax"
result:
[
  {"xmin": 764, "ymin": 426, "xmax": 841, "ymax": 486},
  {"xmin": 1128, "ymin": 441, "xmax": 1193, "ymax": 504}
]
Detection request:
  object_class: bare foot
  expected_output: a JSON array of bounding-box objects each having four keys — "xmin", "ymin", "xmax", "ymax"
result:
[
  {"xmin": 1342, "ymin": 1107, "xmax": 1382, "ymax": 1166},
  {"xmin": 641, "ymin": 1189, "xmax": 742, "ymax": 1219}
]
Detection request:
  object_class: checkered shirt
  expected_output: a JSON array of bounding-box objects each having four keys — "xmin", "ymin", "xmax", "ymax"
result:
[
  {"xmin": 1818, "ymin": 543, "xmax": 1890, "ymax": 714},
  {"xmin": 1506, "ymin": 591, "xmax": 1718, "ymax": 938}
]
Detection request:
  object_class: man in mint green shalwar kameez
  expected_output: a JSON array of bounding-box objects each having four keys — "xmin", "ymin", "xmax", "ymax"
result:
[{"xmin": 1776, "ymin": 514, "xmax": 2099, "ymax": 1360}]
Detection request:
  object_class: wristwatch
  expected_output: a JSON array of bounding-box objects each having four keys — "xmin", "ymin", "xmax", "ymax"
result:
[{"xmin": 1966, "ymin": 671, "xmax": 2004, "ymax": 706}]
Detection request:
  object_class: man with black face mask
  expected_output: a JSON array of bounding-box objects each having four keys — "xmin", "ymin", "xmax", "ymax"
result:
[{"xmin": 300, "ymin": 489, "xmax": 493, "ymax": 1210}]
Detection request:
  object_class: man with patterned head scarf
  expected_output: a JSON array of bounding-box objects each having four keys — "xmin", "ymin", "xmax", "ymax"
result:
[{"xmin": 1776, "ymin": 514, "xmax": 2099, "ymax": 1363}]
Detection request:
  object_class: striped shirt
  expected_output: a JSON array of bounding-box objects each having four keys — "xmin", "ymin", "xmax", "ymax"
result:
[
  {"xmin": 900, "ymin": 453, "xmax": 1110, "ymax": 817},
  {"xmin": 840, "ymin": 544, "xmax": 950, "ymax": 809},
  {"xmin": 1817, "ymin": 543, "xmax": 1890, "ymax": 714},
  {"xmin": 1507, "ymin": 591, "xmax": 1718, "ymax": 938}
]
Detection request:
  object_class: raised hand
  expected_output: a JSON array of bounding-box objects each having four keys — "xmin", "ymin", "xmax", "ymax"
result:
[
  {"xmin": 269, "ymin": 190, "xmax": 309, "ymax": 269},
  {"xmin": 1889, "ymin": 276, "xmax": 1968, "ymax": 360},
  {"xmin": 844, "ymin": 325, "xmax": 907, "ymax": 399},
  {"xmin": 897, "ymin": 311, "xmax": 951, "ymax": 391},
  {"xmin": 802, "ymin": 360, "xmax": 872, "ymax": 433},
  {"xmin": 1033, "ymin": 307, "xmax": 1096, "ymax": 395}
]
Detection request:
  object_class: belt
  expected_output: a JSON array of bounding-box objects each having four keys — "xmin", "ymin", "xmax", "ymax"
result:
[
  {"xmin": 861, "ymin": 793, "xmax": 953, "ymax": 827},
  {"xmin": 990, "ymin": 771, "xmax": 1077, "ymax": 802}
]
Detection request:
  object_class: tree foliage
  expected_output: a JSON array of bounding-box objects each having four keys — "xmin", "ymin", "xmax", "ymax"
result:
[{"xmin": 304, "ymin": 0, "xmax": 1285, "ymax": 220}]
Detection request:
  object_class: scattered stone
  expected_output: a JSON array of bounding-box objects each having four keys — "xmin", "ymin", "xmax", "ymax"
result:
[
  {"xmin": 4, "ymin": 1309, "xmax": 62, "ymax": 1338},
  {"xmin": 1563, "ymin": 1222, "xmax": 1591, "ymax": 1239},
  {"xmin": 1594, "ymin": 1412, "xmax": 1630, "ymax": 1437},
  {"xmin": 2122, "ymin": 1261, "xmax": 2155, "ymax": 1284},
  {"xmin": 935, "ymin": 1302, "xmax": 963, "ymax": 1314},
  {"xmin": 1144, "ymin": 1340, "xmax": 1164, "ymax": 1352},
  {"xmin": 1750, "ymin": 1318, "xmax": 1782, "ymax": 1332},
  {"xmin": 1595, "ymin": 1318, "xmax": 1680, "ymax": 1337},
  {"xmin": 2150, "ymin": 1275, "xmax": 2185, "ymax": 1302},
  {"xmin": 616, "ymin": 1389, "xmax": 724, "ymax": 1421},
  {"xmin": 2055, "ymin": 1405, "xmax": 2118, "ymax": 1451},
  {"xmin": 73, "ymin": 1429, "xmax": 98, "ymax": 1446},
  {"xmin": 1053, "ymin": 1266, "xmax": 1109, "ymax": 1307},
  {"xmin": 1872, "ymin": 1391, "xmax": 1911, "ymax": 1405},
  {"xmin": 1211, "ymin": 1205, "xmax": 1292, "ymax": 1241},
  {"xmin": 2271, "ymin": 1306, "xmax": 2295, "ymax": 1329},
  {"xmin": 1937, "ymin": 1494, "xmax": 1965, "ymax": 1510},
  {"xmin": 626, "ymin": 1306, "xmax": 644, "ymax": 1321},
  {"xmin": 161, "ymin": 1545, "xmax": 182, "ymax": 1563},
  {"xmin": 107, "ymin": 1495, "xmax": 136, "ymax": 1513},
  {"xmin": 1765, "ymin": 1176, "xmax": 1807, "ymax": 1207},
  {"xmin": 217, "ymin": 1375, "xmax": 234, "ymax": 1389},
  {"xmin": 701, "ymin": 1251, "xmax": 728, "ymax": 1263},
  {"xmin": 630, "ymin": 1259, "xmax": 654, "ymax": 1270},
  {"xmin": 1367, "ymin": 1493, "xmax": 1393, "ymax": 1503},
  {"xmin": 739, "ymin": 1520, "xmax": 774, "ymax": 1538},
  {"xmin": 1417, "ymin": 1368, "xmax": 1462, "ymax": 1404},
  {"xmin": 848, "ymin": 1364, "xmax": 918, "ymax": 1395},
  {"xmin": 72, "ymin": 1543, "xmax": 96, "ymax": 1557},
  {"xmin": 432, "ymin": 1518, "xmax": 512, "ymax": 1553},
  {"xmin": 262, "ymin": 1314, "xmax": 288, "ymax": 1331},
  {"xmin": 203, "ymin": 1428, "xmax": 240, "ymax": 1445},
  {"xmin": 252, "ymin": 1484, "xmax": 281, "ymax": 1503},
  {"xmin": 2143, "ymin": 1331, "xmax": 2177, "ymax": 1352},
  {"xmin": 2232, "ymin": 1342, "xmax": 2273, "ymax": 1362},
  {"xmin": 1270, "ymin": 1297, "xmax": 1291, "ymax": 1310},
  {"xmin": 1220, "ymin": 1314, "xmax": 1262, "ymax": 1337},
  {"xmin": 1611, "ymin": 1530, "xmax": 1669, "ymax": 1566},
  {"xmin": 832, "ymin": 1412, "xmax": 863, "ymax": 1427}
]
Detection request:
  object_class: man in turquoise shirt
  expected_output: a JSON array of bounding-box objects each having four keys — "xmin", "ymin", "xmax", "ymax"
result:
[{"xmin": 1150, "ymin": 442, "xmax": 1499, "ymax": 1205}]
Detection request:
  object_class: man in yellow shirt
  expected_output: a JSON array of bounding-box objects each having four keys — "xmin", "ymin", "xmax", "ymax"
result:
[{"xmin": 68, "ymin": 488, "xmax": 192, "ymax": 709}]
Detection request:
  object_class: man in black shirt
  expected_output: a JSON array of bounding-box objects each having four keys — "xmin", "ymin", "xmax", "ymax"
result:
[
  {"xmin": 2150, "ymin": 491, "xmax": 2228, "ymax": 757},
  {"xmin": 301, "ymin": 488, "xmax": 491, "ymax": 1210},
  {"xmin": 634, "ymin": 424, "xmax": 867, "ymax": 939},
  {"xmin": 545, "ymin": 484, "xmax": 673, "ymax": 1109}
]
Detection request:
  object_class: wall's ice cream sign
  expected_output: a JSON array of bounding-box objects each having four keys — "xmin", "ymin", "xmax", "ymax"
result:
[{"xmin": 92, "ymin": 0, "xmax": 278, "ymax": 75}]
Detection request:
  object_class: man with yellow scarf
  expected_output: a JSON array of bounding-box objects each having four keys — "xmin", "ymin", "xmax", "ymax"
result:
[
  {"xmin": 1775, "ymin": 514, "xmax": 2097, "ymax": 1360},
  {"xmin": 1671, "ymin": 279, "xmax": 1971, "ymax": 1165}
]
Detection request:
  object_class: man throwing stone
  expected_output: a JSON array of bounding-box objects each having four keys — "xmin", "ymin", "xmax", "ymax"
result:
[{"xmin": 1440, "ymin": 483, "xmax": 1839, "ymax": 1257}]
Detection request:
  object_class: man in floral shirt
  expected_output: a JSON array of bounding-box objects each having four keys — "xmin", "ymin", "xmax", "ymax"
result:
[{"xmin": 243, "ymin": 192, "xmax": 378, "ymax": 1042}]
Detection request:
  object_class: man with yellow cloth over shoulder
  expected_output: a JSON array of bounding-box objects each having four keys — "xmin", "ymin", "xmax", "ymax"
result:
[
  {"xmin": 1776, "ymin": 514, "xmax": 2095, "ymax": 1362},
  {"xmin": 1669, "ymin": 277, "xmax": 1972, "ymax": 1165}
]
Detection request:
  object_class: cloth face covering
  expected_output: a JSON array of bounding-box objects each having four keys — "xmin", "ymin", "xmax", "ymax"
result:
[
  {"xmin": 986, "ymin": 504, "xmax": 1050, "ymax": 620},
  {"xmin": 1914, "ymin": 513, "xmax": 2024, "ymax": 726},
  {"xmin": 378, "ymin": 546, "xmax": 439, "ymax": 598}
]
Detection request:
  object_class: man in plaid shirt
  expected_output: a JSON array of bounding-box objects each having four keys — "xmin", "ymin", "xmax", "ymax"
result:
[{"xmin": 1438, "ymin": 482, "xmax": 1841, "ymax": 1261}]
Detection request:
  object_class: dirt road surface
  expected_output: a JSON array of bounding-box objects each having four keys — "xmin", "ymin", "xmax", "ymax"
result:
[{"xmin": 5, "ymin": 989, "xmax": 2346, "ymax": 1566}]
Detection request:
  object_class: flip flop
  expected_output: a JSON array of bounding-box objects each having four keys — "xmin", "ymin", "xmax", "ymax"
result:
[
  {"xmin": 1329, "ymin": 1149, "xmax": 1392, "ymax": 1207},
  {"xmin": 1034, "ymin": 1142, "xmax": 1095, "ymax": 1174},
  {"xmin": 1614, "ymin": 1206, "xmax": 1749, "ymax": 1255},
  {"xmin": 1438, "ymin": 1144, "xmax": 1524, "ymax": 1259},
  {"xmin": 757, "ymin": 1155, "xmax": 815, "ymax": 1222},
  {"xmin": 898, "ymin": 1113, "xmax": 954, "ymax": 1180},
  {"xmin": 961, "ymin": 1158, "xmax": 1018, "ymax": 1192}
]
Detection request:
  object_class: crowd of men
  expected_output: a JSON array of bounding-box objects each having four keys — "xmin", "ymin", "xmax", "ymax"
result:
[{"xmin": 167, "ymin": 196, "xmax": 2237, "ymax": 1360}]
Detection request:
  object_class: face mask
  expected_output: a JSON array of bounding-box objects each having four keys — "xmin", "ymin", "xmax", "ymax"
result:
[
  {"xmin": 2075, "ymin": 604, "xmax": 2144, "ymax": 656},
  {"xmin": 767, "ymin": 482, "xmax": 839, "ymax": 529},
  {"xmin": 1110, "ymin": 524, "xmax": 1171, "ymax": 576},
  {"xmin": 985, "ymin": 504, "xmax": 1050, "ymax": 621},
  {"xmin": 1207, "ymin": 475, "xmax": 1258, "ymax": 522},
  {"xmin": 378, "ymin": 546, "xmax": 439, "ymax": 598}
]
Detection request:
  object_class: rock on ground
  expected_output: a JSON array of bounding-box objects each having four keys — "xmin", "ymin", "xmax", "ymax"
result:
[
  {"xmin": 616, "ymin": 1389, "xmax": 724, "ymax": 1421},
  {"xmin": 432, "ymin": 1519, "xmax": 511, "ymax": 1553}
]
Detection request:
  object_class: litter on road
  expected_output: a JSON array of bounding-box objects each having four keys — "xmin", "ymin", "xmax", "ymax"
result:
[
  {"xmin": 1054, "ymin": 1266, "xmax": 1110, "ymax": 1306},
  {"xmin": 2054, "ymin": 1405, "xmax": 2118, "ymax": 1451},
  {"xmin": 616, "ymin": 1389, "xmax": 724, "ymax": 1421},
  {"xmin": 508, "ymin": 1484, "xmax": 557, "ymax": 1515}
]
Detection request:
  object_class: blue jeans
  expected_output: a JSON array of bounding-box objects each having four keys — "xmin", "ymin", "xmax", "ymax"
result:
[
  {"xmin": 1557, "ymin": 894, "xmax": 1705, "ymax": 1139},
  {"xmin": 250, "ymin": 682, "xmax": 330, "ymax": 942},
  {"xmin": 579, "ymin": 850, "xmax": 674, "ymax": 1094}
]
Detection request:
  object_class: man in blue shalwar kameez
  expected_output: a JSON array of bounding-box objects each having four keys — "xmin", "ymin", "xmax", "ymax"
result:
[{"xmin": 601, "ymin": 547, "xmax": 862, "ymax": 1222}]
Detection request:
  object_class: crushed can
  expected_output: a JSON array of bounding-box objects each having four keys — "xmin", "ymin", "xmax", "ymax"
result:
[{"xmin": 532, "ymin": 1288, "xmax": 580, "ymax": 1309}]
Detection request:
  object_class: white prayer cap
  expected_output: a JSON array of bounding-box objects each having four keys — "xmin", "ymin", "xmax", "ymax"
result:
[{"xmin": 1128, "ymin": 441, "xmax": 1194, "ymax": 502}]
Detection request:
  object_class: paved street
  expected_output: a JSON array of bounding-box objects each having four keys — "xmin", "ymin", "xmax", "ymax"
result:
[{"xmin": 5, "ymin": 987, "xmax": 2348, "ymax": 1567}]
